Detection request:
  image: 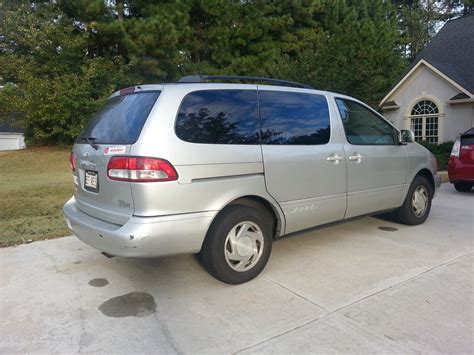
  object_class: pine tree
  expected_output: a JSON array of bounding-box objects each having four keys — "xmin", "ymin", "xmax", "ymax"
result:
[
  {"xmin": 279, "ymin": 0, "xmax": 406, "ymax": 107},
  {"xmin": 0, "ymin": 0, "xmax": 411, "ymax": 144}
]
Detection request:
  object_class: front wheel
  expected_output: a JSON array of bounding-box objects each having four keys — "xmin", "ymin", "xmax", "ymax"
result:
[
  {"xmin": 200, "ymin": 205, "xmax": 273, "ymax": 284},
  {"xmin": 394, "ymin": 176, "xmax": 433, "ymax": 225},
  {"xmin": 454, "ymin": 183, "xmax": 472, "ymax": 192}
]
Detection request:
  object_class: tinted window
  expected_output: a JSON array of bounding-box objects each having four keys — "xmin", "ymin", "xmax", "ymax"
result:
[
  {"xmin": 461, "ymin": 135, "xmax": 474, "ymax": 145},
  {"xmin": 78, "ymin": 91, "xmax": 160, "ymax": 144},
  {"xmin": 336, "ymin": 99, "xmax": 397, "ymax": 145},
  {"xmin": 176, "ymin": 90, "xmax": 259, "ymax": 144},
  {"xmin": 259, "ymin": 91, "xmax": 330, "ymax": 145}
]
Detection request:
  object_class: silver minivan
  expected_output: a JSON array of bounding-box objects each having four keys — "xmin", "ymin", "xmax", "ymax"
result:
[{"xmin": 63, "ymin": 75, "xmax": 441, "ymax": 284}]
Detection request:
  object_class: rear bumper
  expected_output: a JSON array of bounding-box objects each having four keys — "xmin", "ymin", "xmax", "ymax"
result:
[
  {"xmin": 448, "ymin": 157, "xmax": 474, "ymax": 183},
  {"xmin": 63, "ymin": 197, "xmax": 216, "ymax": 258}
]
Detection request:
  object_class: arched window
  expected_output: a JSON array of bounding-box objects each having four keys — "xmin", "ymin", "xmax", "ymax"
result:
[{"xmin": 409, "ymin": 100, "xmax": 439, "ymax": 144}]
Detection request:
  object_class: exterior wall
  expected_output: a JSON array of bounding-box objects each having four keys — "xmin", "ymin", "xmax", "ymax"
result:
[
  {"xmin": 382, "ymin": 65, "xmax": 474, "ymax": 143},
  {"xmin": 444, "ymin": 102, "xmax": 474, "ymax": 139},
  {"xmin": 0, "ymin": 133, "xmax": 26, "ymax": 150}
]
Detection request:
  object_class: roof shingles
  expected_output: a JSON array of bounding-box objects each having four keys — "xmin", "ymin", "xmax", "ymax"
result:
[{"xmin": 394, "ymin": 15, "xmax": 474, "ymax": 95}]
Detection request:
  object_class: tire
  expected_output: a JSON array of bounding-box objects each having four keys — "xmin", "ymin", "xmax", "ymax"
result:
[
  {"xmin": 454, "ymin": 183, "xmax": 472, "ymax": 192},
  {"xmin": 200, "ymin": 205, "xmax": 273, "ymax": 284},
  {"xmin": 394, "ymin": 176, "xmax": 433, "ymax": 225}
]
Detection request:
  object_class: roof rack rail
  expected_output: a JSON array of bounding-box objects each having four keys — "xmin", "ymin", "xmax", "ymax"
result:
[{"xmin": 178, "ymin": 75, "xmax": 314, "ymax": 89}]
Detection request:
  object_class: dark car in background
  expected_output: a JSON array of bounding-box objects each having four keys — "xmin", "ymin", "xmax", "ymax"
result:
[{"xmin": 448, "ymin": 128, "xmax": 474, "ymax": 192}]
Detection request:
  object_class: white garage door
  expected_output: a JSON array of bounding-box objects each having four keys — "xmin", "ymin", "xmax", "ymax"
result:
[{"xmin": 0, "ymin": 135, "xmax": 21, "ymax": 150}]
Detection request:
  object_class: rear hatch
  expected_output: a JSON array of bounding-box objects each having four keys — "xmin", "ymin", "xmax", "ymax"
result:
[
  {"xmin": 73, "ymin": 89, "xmax": 161, "ymax": 225},
  {"xmin": 460, "ymin": 128, "xmax": 474, "ymax": 164}
]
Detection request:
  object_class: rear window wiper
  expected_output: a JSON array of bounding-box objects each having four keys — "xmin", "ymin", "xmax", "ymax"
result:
[{"xmin": 80, "ymin": 136, "xmax": 99, "ymax": 150}]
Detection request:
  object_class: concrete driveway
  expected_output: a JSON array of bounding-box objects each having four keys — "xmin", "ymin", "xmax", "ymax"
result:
[{"xmin": 1, "ymin": 184, "xmax": 473, "ymax": 354}]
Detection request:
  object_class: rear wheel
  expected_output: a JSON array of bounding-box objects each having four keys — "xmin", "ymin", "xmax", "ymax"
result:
[
  {"xmin": 394, "ymin": 176, "xmax": 433, "ymax": 225},
  {"xmin": 454, "ymin": 183, "xmax": 472, "ymax": 192},
  {"xmin": 200, "ymin": 205, "xmax": 273, "ymax": 284}
]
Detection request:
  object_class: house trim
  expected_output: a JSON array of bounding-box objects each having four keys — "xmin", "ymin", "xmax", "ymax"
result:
[
  {"xmin": 447, "ymin": 98, "xmax": 474, "ymax": 104},
  {"xmin": 379, "ymin": 59, "xmax": 473, "ymax": 107}
]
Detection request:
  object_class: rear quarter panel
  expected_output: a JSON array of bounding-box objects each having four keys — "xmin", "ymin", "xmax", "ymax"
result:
[{"xmin": 129, "ymin": 84, "xmax": 285, "ymax": 232}]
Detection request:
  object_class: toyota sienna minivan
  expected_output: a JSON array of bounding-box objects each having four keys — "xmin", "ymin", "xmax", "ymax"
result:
[{"xmin": 63, "ymin": 75, "xmax": 441, "ymax": 284}]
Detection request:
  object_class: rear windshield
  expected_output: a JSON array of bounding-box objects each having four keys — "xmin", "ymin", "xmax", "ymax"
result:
[
  {"xmin": 77, "ymin": 91, "xmax": 160, "ymax": 144},
  {"xmin": 461, "ymin": 135, "xmax": 474, "ymax": 145}
]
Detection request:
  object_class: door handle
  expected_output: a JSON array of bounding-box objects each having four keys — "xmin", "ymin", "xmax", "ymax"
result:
[
  {"xmin": 348, "ymin": 153, "xmax": 363, "ymax": 163},
  {"xmin": 326, "ymin": 154, "xmax": 344, "ymax": 164}
]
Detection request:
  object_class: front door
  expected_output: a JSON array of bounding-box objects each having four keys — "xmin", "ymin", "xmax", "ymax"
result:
[
  {"xmin": 334, "ymin": 98, "xmax": 408, "ymax": 218},
  {"xmin": 259, "ymin": 88, "xmax": 347, "ymax": 234}
]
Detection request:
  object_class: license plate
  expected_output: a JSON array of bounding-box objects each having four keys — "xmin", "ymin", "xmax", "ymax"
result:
[{"xmin": 84, "ymin": 170, "xmax": 99, "ymax": 193}]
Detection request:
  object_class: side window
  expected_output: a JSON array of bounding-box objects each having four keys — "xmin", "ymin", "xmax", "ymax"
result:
[
  {"xmin": 259, "ymin": 91, "xmax": 330, "ymax": 145},
  {"xmin": 176, "ymin": 90, "xmax": 259, "ymax": 144},
  {"xmin": 336, "ymin": 98, "xmax": 397, "ymax": 145}
]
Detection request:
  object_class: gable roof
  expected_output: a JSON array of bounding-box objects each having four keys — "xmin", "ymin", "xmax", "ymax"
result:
[
  {"xmin": 0, "ymin": 123, "xmax": 24, "ymax": 134},
  {"xmin": 380, "ymin": 14, "xmax": 474, "ymax": 106}
]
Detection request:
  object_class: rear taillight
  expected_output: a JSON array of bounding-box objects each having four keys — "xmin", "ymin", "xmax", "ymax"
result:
[
  {"xmin": 69, "ymin": 152, "xmax": 76, "ymax": 172},
  {"xmin": 107, "ymin": 156, "xmax": 178, "ymax": 182},
  {"xmin": 450, "ymin": 139, "xmax": 460, "ymax": 157}
]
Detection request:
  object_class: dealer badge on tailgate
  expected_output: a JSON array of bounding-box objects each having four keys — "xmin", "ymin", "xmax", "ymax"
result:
[{"xmin": 84, "ymin": 170, "xmax": 99, "ymax": 193}]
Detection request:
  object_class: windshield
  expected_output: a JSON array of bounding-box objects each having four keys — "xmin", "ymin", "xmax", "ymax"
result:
[{"xmin": 77, "ymin": 91, "xmax": 160, "ymax": 144}]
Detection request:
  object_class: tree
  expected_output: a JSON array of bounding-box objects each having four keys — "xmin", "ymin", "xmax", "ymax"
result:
[
  {"xmin": 0, "ymin": 3, "xmax": 132, "ymax": 144},
  {"xmin": 179, "ymin": 1, "xmax": 325, "ymax": 77},
  {"xmin": 0, "ymin": 0, "xmax": 410, "ymax": 144},
  {"xmin": 58, "ymin": 0, "xmax": 188, "ymax": 81},
  {"xmin": 393, "ymin": 0, "xmax": 473, "ymax": 61},
  {"xmin": 277, "ymin": 0, "xmax": 406, "ymax": 107}
]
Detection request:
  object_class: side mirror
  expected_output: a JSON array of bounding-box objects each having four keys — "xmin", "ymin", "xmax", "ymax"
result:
[{"xmin": 400, "ymin": 129, "xmax": 415, "ymax": 143}]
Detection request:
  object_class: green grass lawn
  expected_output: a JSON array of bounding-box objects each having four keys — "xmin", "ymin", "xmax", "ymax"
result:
[{"xmin": 0, "ymin": 147, "xmax": 74, "ymax": 247}]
